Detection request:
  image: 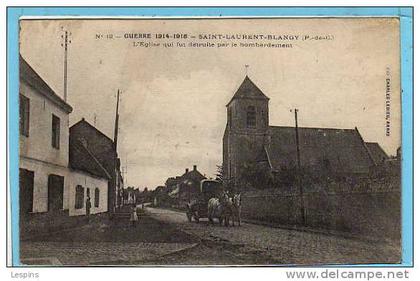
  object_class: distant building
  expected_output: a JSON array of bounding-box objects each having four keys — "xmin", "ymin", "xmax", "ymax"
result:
[
  {"xmin": 69, "ymin": 119, "xmax": 124, "ymax": 213},
  {"xmin": 223, "ymin": 76, "xmax": 380, "ymax": 187},
  {"xmin": 164, "ymin": 165, "xmax": 206, "ymax": 206},
  {"xmin": 122, "ymin": 186, "xmax": 139, "ymax": 205}
]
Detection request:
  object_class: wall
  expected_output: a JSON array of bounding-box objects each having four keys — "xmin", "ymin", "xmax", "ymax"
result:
[
  {"xmin": 19, "ymin": 157, "xmax": 69, "ymax": 213},
  {"xmin": 241, "ymin": 182, "xmax": 401, "ymax": 240},
  {"xmin": 67, "ymin": 170, "xmax": 108, "ymax": 216},
  {"xmin": 19, "ymin": 80, "xmax": 70, "ymax": 167}
]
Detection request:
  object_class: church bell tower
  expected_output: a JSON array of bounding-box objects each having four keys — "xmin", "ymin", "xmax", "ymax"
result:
[{"xmin": 223, "ymin": 75, "xmax": 270, "ymax": 185}]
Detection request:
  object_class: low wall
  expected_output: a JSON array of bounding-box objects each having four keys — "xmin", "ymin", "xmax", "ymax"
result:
[{"xmin": 241, "ymin": 182, "xmax": 401, "ymax": 240}]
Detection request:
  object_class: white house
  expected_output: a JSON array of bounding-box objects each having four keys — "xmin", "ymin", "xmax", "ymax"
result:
[{"xmin": 19, "ymin": 55, "xmax": 109, "ymax": 217}]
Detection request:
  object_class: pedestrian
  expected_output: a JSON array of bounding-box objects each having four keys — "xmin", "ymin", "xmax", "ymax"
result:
[
  {"xmin": 130, "ymin": 204, "xmax": 138, "ymax": 227},
  {"xmin": 85, "ymin": 196, "xmax": 91, "ymax": 222}
]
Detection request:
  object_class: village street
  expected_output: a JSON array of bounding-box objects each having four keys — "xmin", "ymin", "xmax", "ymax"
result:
[
  {"xmin": 19, "ymin": 206, "xmax": 401, "ymax": 266},
  {"xmin": 146, "ymin": 207, "xmax": 401, "ymax": 265}
]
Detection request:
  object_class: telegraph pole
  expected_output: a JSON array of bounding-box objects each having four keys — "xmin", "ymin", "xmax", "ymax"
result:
[
  {"xmin": 112, "ymin": 89, "xmax": 121, "ymax": 212},
  {"xmin": 294, "ymin": 109, "xmax": 305, "ymax": 225},
  {"xmin": 114, "ymin": 89, "xmax": 120, "ymax": 151},
  {"xmin": 60, "ymin": 27, "xmax": 72, "ymax": 102}
]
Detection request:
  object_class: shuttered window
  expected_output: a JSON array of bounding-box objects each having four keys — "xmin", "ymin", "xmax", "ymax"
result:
[
  {"xmin": 246, "ymin": 106, "xmax": 256, "ymax": 128},
  {"xmin": 19, "ymin": 95, "xmax": 30, "ymax": 137},
  {"xmin": 75, "ymin": 185, "xmax": 84, "ymax": 209},
  {"xmin": 94, "ymin": 188, "xmax": 100, "ymax": 207},
  {"xmin": 52, "ymin": 114, "xmax": 60, "ymax": 149}
]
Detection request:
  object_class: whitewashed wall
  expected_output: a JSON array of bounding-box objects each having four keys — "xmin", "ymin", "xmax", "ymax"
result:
[
  {"xmin": 68, "ymin": 170, "xmax": 108, "ymax": 216},
  {"xmin": 19, "ymin": 80, "xmax": 70, "ymax": 168},
  {"xmin": 19, "ymin": 158, "xmax": 69, "ymax": 213}
]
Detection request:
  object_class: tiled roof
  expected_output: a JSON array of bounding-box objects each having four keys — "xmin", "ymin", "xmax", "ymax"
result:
[
  {"xmin": 263, "ymin": 126, "xmax": 375, "ymax": 175},
  {"xmin": 365, "ymin": 142, "xmax": 389, "ymax": 165},
  {"xmin": 69, "ymin": 119, "xmax": 116, "ymax": 177},
  {"xmin": 69, "ymin": 139, "xmax": 112, "ymax": 179}
]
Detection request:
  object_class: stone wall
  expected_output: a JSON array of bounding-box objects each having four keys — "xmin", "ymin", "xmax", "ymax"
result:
[{"xmin": 241, "ymin": 181, "xmax": 401, "ymax": 240}]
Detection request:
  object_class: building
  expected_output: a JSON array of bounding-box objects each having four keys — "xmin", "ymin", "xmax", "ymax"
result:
[
  {"xmin": 223, "ymin": 76, "xmax": 379, "ymax": 187},
  {"xmin": 122, "ymin": 186, "xmax": 139, "ymax": 205},
  {"xmin": 68, "ymin": 130, "xmax": 111, "ymax": 216},
  {"xmin": 164, "ymin": 166, "xmax": 206, "ymax": 207},
  {"xmin": 19, "ymin": 55, "xmax": 73, "ymax": 216},
  {"xmin": 19, "ymin": 55, "xmax": 118, "ymax": 220},
  {"xmin": 69, "ymin": 118, "xmax": 124, "ymax": 213},
  {"xmin": 365, "ymin": 142, "xmax": 389, "ymax": 165}
]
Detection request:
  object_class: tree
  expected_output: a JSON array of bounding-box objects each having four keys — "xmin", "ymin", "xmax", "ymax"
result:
[
  {"xmin": 215, "ymin": 164, "xmax": 235, "ymax": 192},
  {"xmin": 238, "ymin": 162, "xmax": 274, "ymax": 190}
]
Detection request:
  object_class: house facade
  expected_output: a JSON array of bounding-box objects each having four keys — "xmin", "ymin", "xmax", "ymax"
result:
[
  {"xmin": 223, "ymin": 76, "xmax": 379, "ymax": 187},
  {"xmin": 69, "ymin": 119, "xmax": 124, "ymax": 213},
  {"xmin": 19, "ymin": 56, "xmax": 113, "ymax": 218},
  {"xmin": 19, "ymin": 56, "xmax": 73, "ymax": 215}
]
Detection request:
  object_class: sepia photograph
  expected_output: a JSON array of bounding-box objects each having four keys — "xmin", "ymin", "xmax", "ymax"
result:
[{"xmin": 17, "ymin": 17, "xmax": 402, "ymax": 266}]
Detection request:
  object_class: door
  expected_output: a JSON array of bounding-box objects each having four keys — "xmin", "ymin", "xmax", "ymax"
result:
[
  {"xmin": 48, "ymin": 174, "xmax": 64, "ymax": 211},
  {"xmin": 19, "ymin": 169, "xmax": 34, "ymax": 216}
]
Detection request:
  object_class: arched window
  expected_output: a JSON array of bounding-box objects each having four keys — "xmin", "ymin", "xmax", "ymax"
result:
[
  {"xmin": 75, "ymin": 185, "xmax": 84, "ymax": 209},
  {"xmin": 94, "ymin": 188, "xmax": 100, "ymax": 207},
  {"xmin": 246, "ymin": 106, "xmax": 256, "ymax": 128}
]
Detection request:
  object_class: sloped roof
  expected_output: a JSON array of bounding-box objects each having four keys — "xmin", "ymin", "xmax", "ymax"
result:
[
  {"xmin": 365, "ymin": 142, "xmax": 389, "ymax": 165},
  {"xmin": 69, "ymin": 118, "xmax": 116, "ymax": 177},
  {"xmin": 180, "ymin": 169, "xmax": 206, "ymax": 184},
  {"xmin": 264, "ymin": 126, "xmax": 375, "ymax": 174},
  {"xmin": 20, "ymin": 55, "xmax": 73, "ymax": 113},
  {"xmin": 227, "ymin": 76, "xmax": 269, "ymax": 106},
  {"xmin": 69, "ymin": 139, "xmax": 112, "ymax": 179}
]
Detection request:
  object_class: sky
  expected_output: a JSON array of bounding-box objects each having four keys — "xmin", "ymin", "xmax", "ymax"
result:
[{"xmin": 20, "ymin": 18, "xmax": 401, "ymax": 189}]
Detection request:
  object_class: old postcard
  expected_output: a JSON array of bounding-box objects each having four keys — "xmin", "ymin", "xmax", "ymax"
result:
[{"xmin": 18, "ymin": 17, "xmax": 401, "ymax": 266}]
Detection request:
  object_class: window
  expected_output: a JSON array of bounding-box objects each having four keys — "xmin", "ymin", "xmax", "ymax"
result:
[
  {"xmin": 75, "ymin": 185, "xmax": 84, "ymax": 209},
  {"xmin": 52, "ymin": 114, "xmax": 60, "ymax": 149},
  {"xmin": 246, "ymin": 106, "xmax": 256, "ymax": 128},
  {"xmin": 19, "ymin": 95, "xmax": 30, "ymax": 137},
  {"xmin": 94, "ymin": 188, "xmax": 100, "ymax": 207}
]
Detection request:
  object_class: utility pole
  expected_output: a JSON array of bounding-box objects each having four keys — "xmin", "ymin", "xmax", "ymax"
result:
[
  {"xmin": 294, "ymin": 108, "xmax": 305, "ymax": 225},
  {"xmin": 60, "ymin": 27, "xmax": 72, "ymax": 102},
  {"xmin": 112, "ymin": 89, "xmax": 121, "ymax": 212},
  {"xmin": 114, "ymin": 89, "xmax": 120, "ymax": 151}
]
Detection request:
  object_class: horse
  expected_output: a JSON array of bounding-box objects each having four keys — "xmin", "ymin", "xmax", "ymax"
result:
[
  {"xmin": 230, "ymin": 193, "xmax": 242, "ymax": 226},
  {"xmin": 208, "ymin": 191, "xmax": 233, "ymax": 226}
]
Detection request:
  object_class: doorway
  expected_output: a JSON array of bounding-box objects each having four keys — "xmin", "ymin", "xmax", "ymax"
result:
[
  {"xmin": 19, "ymin": 168, "xmax": 34, "ymax": 216},
  {"xmin": 48, "ymin": 174, "xmax": 64, "ymax": 212}
]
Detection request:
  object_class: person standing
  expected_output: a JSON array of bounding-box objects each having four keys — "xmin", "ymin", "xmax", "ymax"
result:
[
  {"xmin": 85, "ymin": 196, "xmax": 91, "ymax": 222},
  {"xmin": 130, "ymin": 204, "xmax": 138, "ymax": 227}
]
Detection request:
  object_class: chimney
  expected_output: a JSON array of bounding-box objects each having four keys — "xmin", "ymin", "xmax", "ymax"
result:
[
  {"xmin": 193, "ymin": 165, "xmax": 197, "ymax": 171},
  {"xmin": 185, "ymin": 168, "xmax": 189, "ymax": 174}
]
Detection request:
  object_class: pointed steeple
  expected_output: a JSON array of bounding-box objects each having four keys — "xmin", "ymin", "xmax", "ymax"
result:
[{"xmin": 227, "ymin": 76, "xmax": 269, "ymax": 106}]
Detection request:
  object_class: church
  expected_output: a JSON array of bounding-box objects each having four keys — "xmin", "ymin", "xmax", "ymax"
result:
[{"xmin": 222, "ymin": 76, "xmax": 382, "ymax": 187}]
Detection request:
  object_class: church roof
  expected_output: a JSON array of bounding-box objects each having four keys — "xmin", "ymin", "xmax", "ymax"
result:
[
  {"xmin": 262, "ymin": 126, "xmax": 375, "ymax": 175},
  {"xmin": 365, "ymin": 142, "xmax": 389, "ymax": 165},
  {"xmin": 227, "ymin": 76, "xmax": 269, "ymax": 106}
]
